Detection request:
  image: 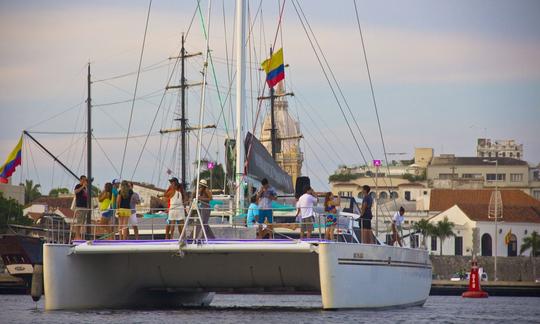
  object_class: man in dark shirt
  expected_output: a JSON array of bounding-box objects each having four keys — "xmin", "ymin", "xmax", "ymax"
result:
[
  {"xmin": 73, "ymin": 175, "xmax": 89, "ymax": 240},
  {"xmin": 359, "ymin": 185, "xmax": 374, "ymax": 244}
]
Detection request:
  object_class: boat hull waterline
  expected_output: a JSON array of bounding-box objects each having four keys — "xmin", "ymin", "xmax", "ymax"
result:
[{"xmin": 43, "ymin": 240, "xmax": 431, "ymax": 310}]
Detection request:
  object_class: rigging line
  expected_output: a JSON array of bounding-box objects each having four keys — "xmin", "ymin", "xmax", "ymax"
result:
[
  {"xmin": 129, "ymin": 0, "xmax": 206, "ymax": 180},
  {"xmin": 99, "ymin": 80, "xmax": 163, "ymax": 108},
  {"xmin": 92, "ymin": 59, "xmax": 171, "ymax": 83},
  {"xmin": 94, "ymin": 133, "xmax": 161, "ymax": 140},
  {"xmin": 295, "ymin": 1, "xmax": 375, "ymax": 162},
  {"xmin": 92, "ymin": 134, "xmax": 120, "ymax": 177},
  {"xmin": 353, "ymin": 0, "xmax": 398, "ymax": 210},
  {"xmin": 183, "ymin": 0, "xmax": 201, "ymax": 42},
  {"xmin": 25, "ymin": 131, "xmax": 86, "ymax": 135},
  {"xmin": 291, "ymin": 92, "xmax": 346, "ymax": 166},
  {"xmin": 120, "ymin": 0, "xmax": 153, "ymax": 180},
  {"xmin": 92, "ymin": 89, "xmax": 165, "ymax": 107},
  {"xmin": 290, "ymin": 0, "xmax": 368, "ymax": 167},
  {"xmin": 27, "ymin": 137, "xmax": 41, "ymax": 186},
  {"xmin": 302, "ymin": 137, "xmax": 332, "ymax": 176},
  {"xmin": 25, "ymin": 100, "xmax": 85, "ymax": 131}
]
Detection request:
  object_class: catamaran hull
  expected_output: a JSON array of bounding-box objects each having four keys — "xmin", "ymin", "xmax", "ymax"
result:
[{"xmin": 43, "ymin": 241, "xmax": 430, "ymax": 310}]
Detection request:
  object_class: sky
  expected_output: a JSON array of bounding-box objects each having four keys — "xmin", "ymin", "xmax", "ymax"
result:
[{"xmin": 1, "ymin": 0, "xmax": 539, "ymax": 194}]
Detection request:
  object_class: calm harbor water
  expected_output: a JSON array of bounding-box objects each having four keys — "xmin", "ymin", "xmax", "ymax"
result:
[{"xmin": 1, "ymin": 294, "xmax": 539, "ymax": 323}]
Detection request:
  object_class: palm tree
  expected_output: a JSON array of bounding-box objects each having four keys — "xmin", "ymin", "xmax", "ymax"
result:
[
  {"xmin": 412, "ymin": 219, "xmax": 435, "ymax": 249},
  {"xmin": 20, "ymin": 179, "xmax": 41, "ymax": 204},
  {"xmin": 435, "ymin": 216, "xmax": 455, "ymax": 256},
  {"xmin": 520, "ymin": 231, "xmax": 539, "ymax": 281}
]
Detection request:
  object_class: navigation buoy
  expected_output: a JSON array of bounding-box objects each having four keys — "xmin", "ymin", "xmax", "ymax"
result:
[
  {"xmin": 462, "ymin": 257, "xmax": 488, "ymax": 298},
  {"xmin": 31, "ymin": 264, "xmax": 43, "ymax": 302}
]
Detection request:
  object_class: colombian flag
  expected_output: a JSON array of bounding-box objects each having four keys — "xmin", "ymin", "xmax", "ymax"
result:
[
  {"xmin": 0, "ymin": 136, "xmax": 23, "ymax": 184},
  {"xmin": 261, "ymin": 48, "xmax": 285, "ymax": 88}
]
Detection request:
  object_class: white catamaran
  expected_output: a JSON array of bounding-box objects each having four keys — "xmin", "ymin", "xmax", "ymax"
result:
[{"xmin": 42, "ymin": 0, "xmax": 431, "ymax": 310}]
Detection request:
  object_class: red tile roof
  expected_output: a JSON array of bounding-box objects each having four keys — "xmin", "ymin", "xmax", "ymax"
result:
[
  {"xmin": 31, "ymin": 196, "xmax": 73, "ymax": 209},
  {"xmin": 430, "ymin": 189, "xmax": 540, "ymax": 211},
  {"xmin": 457, "ymin": 204, "xmax": 540, "ymax": 224}
]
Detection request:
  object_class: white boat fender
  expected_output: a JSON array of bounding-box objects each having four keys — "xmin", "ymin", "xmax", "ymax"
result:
[{"xmin": 31, "ymin": 264, "xmax": 43, "ymax": 302}]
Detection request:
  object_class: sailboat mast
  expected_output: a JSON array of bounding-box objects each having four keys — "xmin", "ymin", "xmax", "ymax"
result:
[
  {"xmin": 180, "ymin": 34, "xmax": 187, "ymax": 189},
  {"xmin": 235, "ymin": 0, "xmax": 246, "ymax": 214},
  {"xmin": 86, "ymin": 63, "xmax": 92, "ymax": 228}
]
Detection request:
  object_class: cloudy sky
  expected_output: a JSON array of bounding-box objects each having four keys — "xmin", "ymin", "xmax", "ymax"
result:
[{"xmin": 1, "ymin": 0, "xmax": 539, "ymax": 193}]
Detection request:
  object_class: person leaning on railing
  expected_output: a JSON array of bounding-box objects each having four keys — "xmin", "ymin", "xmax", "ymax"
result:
[
  {"xmin": 196, "ymin": 179, "xmax": 215, "ymax": 239},
  {"xmin": 298, "ymin": 186, "xmax": 318, "ymax": 239},
  {"xmin": 116, "ymin": 181, "xmax": 133, "ymax": 240},
  {"xmin": 324, "ymin": 192, "xmax": 340, "ymax": 241}
]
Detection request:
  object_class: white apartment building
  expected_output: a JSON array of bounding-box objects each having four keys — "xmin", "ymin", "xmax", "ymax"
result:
[{"xmin": 477, "ymin": 138, "xmax": 523, "ymax": 160}]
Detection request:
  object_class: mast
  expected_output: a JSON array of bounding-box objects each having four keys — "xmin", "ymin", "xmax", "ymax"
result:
[
  {"xmin": 269, "ymin": 47, "xmax": 277, "ymax": 159},
  {"xmin": 235, "ymin": 0, "xmax": 246, "ymax": 214},
  {"xmin": 180, "ymin": 33, "xmax": 187, "ymax": 189},
  {"xmin": 86, "ymin": 63, "xmax": 92, "ymax": 229}
]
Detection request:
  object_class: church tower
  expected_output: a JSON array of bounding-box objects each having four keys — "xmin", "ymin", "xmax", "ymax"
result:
[{"xmin": 260, "ymin": 81, "xmax": 303, "ymax": 184}]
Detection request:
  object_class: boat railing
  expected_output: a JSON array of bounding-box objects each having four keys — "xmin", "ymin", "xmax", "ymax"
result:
[{"xmin": 56, "ymin": 203, "xmax": 422, "ymax": 248}]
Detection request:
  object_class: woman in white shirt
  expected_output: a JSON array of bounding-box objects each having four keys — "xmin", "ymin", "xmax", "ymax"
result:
[{"xmin": 391, "ymin": 207, "xmax": 405, "ymax": 247}]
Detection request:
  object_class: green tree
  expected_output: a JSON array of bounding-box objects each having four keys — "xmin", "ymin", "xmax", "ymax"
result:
[
  {"xmin": 48, "ymin": 187, "xmax": 70, "ymax": 197},
  {"xmin": 0, "ymin": 192, "xmax": 32, "ymax": 233},
  {"xmin": 520, "ymin": 231, "xmax": 540, "ymax": 281},
  {"xmin": 20, "ymin": 179, "xmax": 42, "ymax": 204},
  {"xmin": 413, "ymin": 219, "xmax": 436, "ymax": 249},
  {"xmin": 435, "ymin": 216, "xmax": 455, "ymax": 255},
  {"xmin": 192, "ymin": 163, "xmax": 225, "ymax": 192}
]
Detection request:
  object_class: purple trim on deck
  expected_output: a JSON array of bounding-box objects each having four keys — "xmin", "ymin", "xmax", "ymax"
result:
[{"xmin": 72, "ymin": 238, "xmax": 329, "ymax": 245}]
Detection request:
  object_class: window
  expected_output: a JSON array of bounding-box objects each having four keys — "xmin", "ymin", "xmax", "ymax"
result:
[
  {"xmin": 455, "ymin": 236, "xmax": 463, "ymax": 256},
  {"xmin": 439, "ymin": 173, "xmax": 456, "ymax": 180},
  {"xmin": 486, "ymin": 173, "xmax": 505, "ymax": 181},
  {"xmin": 462, "ymin": 173, "xmax": 482, "ymax": 179},
  {"xmin": 410, "ymin": 235, "xmax": 419, "ymax": 249},
  {"xmin": 510, "ymin": 174, "xmax": 523, "ymax": 182},
  {"xmin": 339, "ymin": 191, "xmax": 352, "ymax": 197},
  {"xmin": 533, "ymin": 190, "xmax": 540, "ymax": 200},
  {"xmin": 509, "ymin": 152, "xmax": 514, "ymax": 158},
  {"xmin": 517, "ymin": 152, "xmax": 521, "ymax": 158},
  {"xmin": 423, "ymin": 191, "xmax": 428, "ymax": 195},
  {"xmin": 501, "ymin": 152, "xmax": 506, "ymax": 157},
  {"xmin": 431, "ymin": 236, "xmax": 437, "ymax": 251}
]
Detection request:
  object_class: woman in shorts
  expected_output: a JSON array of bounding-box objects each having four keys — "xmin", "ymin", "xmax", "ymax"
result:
[
  {"xmin": 324, "ymin": 192, "xmax": 340, "ymax": 241},
  {"xmin": 98, "ymin": 182, "xmax": 114, "ymax": 239},
  {"xmin": 116, "ymin": 181, "xmax": 133, "ymax": 240}
]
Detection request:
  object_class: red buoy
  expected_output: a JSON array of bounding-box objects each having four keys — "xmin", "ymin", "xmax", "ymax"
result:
[{"xmin": 462, "ymin": 257, "xmax": 489, "ymax": 298}]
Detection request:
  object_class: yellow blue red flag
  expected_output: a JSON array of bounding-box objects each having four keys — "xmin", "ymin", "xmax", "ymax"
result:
[
  {"xmin": 261, "ymin": 48, "xmax": 285, "ymax": 88},
  {"xmin": 0, "ymin": 136, "xmax": 23, "ymax": 183}
]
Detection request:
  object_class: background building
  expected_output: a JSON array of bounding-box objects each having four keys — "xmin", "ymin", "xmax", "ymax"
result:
[
  {"xmin": 260, "ymin": 81, "xmax": 303, "ymax": 185},
  {"xmin": 426, "ymin": 189, "xmax": 540, "ymax": 256},
  {"xmin": 477, "ymin": 138, "xmax": 523, "ymax": 160}
]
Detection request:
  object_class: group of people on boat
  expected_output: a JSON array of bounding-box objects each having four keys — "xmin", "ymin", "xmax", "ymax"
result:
[{"xmin": 71, "ymin": 174, "xmax": 406, "ymax": 245}]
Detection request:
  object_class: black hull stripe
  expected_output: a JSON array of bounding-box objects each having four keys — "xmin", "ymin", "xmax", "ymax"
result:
[
  {"xmin": 338, "ymin": 261, "xmax": 432, "ymax": 269},
  {"xmin": 338, "ymin": 258, "xmax": 429, "ymax": 266}
]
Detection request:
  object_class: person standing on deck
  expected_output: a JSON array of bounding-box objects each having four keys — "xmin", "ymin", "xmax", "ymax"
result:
[
  {"xmin": 73, "ymin": 175, "xmax": 89, "ymax": 241},
  {"xmin": 116, "ymin": 181, "xmax": 133, "ymax": 240},
  {"xmin": 128, "ymin": 182, "xmax": 141, "ymax": 240},
  {"xmin": 359, "ymin": 185, "xmax": 374, "ymax": 244},
  {"xmin": 196, "ymin": 179, "xmax": 215, "ymax": 239},
  {"xmin": 324, "ymin": 192, "xmax": 340, "ymax": 241},
  {"xmin": 167, "ymin": 180, "xmax": 186, "ymax": 239},
  {"xmin": 298, "ymin": 186, "xmax": 318, "ymax": 239},
  {"xmin": 110, "ymin": 179, "xmax": 120, "ymax": 239},
  {"xmin": 256, "ymin": 178, "xmax": 277, "ymax": 225},
  {"xmin": 98, "ymin": 182, "xmax": 114, "ymax": 239},
  {"xmin": 164, "ymin": 177, "xmax": 179, "ymax": 239},
  {"xmin": 391, "ymin": 207, "xmax": 405, "ymax": 247}
]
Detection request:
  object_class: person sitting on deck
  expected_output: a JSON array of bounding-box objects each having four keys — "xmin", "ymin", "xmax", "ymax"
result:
[
  {"xmin": 324, "ymin": 192, "xmax": 340, "ymax": 241},
  {"xmin": 256, "ymin": 178, "xmax": 277, "ymax": 225},
  {"xmin": 391, "ymin": 206, "xmax": 405, "ymax": 247},
  {"xmin": 359, "ymin": 185, "xmax": 374, "ymax": 244},
  {"xmin": 246, "ymin": 195, "xmax": 259, "ymax": 229},
  {"xmin": 298, "ymin": 186, "xmax": 318, "ymax": 239}
]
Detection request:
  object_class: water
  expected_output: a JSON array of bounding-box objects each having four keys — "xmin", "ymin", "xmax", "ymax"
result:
[{"xmin": 1, "ymin": 294, "xmax": 539, "ymax": 323}]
